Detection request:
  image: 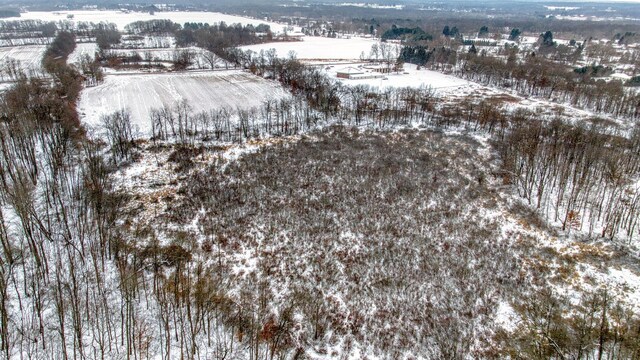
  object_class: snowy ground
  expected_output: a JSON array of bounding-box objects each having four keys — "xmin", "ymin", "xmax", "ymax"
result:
[
  {"xmin": 78, "ymin": 70, "xmax": 288, "ymax": 136},
  {"xmin": 0, "ymin": 37, "xmax": 53, "ymax": 47},
  {"xmin": 326, "ymin": 62, "xmax": 629, "ymax": 129},
  {"xmin": 241, "ymin": 36, "xmax": 380, "ymax": 60},
  {"xmin": 328, "ymin": 63, "xmax": 476, "ymax": 95},
  {"xmin": 0, "ymin": 83, "xmax": 13, "ymax": 92},
  {"xmin": 0, "ymin": 45, "xmax": 46, "ymax": 79},
  {"xmin": 6, "ymin": 10, "xmax": 301, "ymax": 34},
  {"xmin": 68, "ymin": 42, "xmax": 99, "ymax": 66}
]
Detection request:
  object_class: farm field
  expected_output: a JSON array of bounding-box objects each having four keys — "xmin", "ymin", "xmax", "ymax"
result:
[
  {"xmin": 5, "ymin": 11, "xmax": 299, "ymax": 33},
  {"xmin": 67, "ymin": 42, "xmax": 98, "ymax": 66},
  {"xmin": 241, "ymin": 35, "xmax": 379, "ymax": 60},
  {"xmin": 0, "ymin": 45, "xmax": 46, "ymax": 79},
  {"xmin": 78, "ymin": 70, "xmax": 288, "ymax": 135}
]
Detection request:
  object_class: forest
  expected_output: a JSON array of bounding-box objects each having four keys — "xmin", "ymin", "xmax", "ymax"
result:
[{"xmin": 0, "ymin": 6, "xmax": 639, "ymax": 359}]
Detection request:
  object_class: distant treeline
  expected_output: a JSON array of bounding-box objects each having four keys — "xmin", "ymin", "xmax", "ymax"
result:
[
  {"xmin": 0, "ymin": 19, "xmax": 119, "ymax": 39},
  {"xmin": 175, "ymin": 22, "xmax": 270, "ymax": 50},
  {"xmin": 121, "ymin": 19, "xmax": 272, "ymax": 58},
  {"xmin": 0, "ymin": 20, "xmax": 56, "ymax": 38},
  {"xmin": 124, "ymin": 19, "xmax": 181, "ymax": 34},
  {"xmin": 0, "ymin": 9, "xmax": 19, "ymax": 18},
  {"xmin": 381, "ymin": 25, "xmax": 432, "ymax": 42}
]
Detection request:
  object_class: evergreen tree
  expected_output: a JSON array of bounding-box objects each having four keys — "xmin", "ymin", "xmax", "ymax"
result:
[
  {"xmin": 541, "ymin": 31, "xmax": 554, "ymax": 47},
  {"xmin": 478, "ymin": 26, "xmax": 489, "ymax": 37},
  {"xmin": 509, "ymin": 28, "xmax": 521, "ymax": 41}
]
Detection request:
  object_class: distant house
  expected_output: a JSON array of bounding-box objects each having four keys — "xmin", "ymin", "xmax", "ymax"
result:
[{"xmin": 336, "ymin": 67, "xmax": 364, "ymax": 79}]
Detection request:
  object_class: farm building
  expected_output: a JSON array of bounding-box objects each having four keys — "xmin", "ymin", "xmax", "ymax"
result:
[
  {"xmin": 336, "ymin": 67, "xmax": 365, "ymax": 79},
  {"xmin": 336, "ymin": 66, "xmax": 385, "ymax": 80}
]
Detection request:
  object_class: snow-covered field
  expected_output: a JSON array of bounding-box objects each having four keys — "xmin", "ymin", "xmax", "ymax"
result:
[
  {"xmin": 0, "ymin": 83, "xmax": 13, "ymax": 92},
  {"xmin": 327, "ymin": 63, "xmax": 623, "ymax": 128},
  {"xmin": 328, "ymin": 63, "xmax": 477, "ymax": 94},
  {"xmin": 6, "ymin": 11, "xmax": 300, "ymax": 34},
  {"xmin": 78, "ymin": 70, "xmax": 288, "ymax": 135},
  {"xmin": 241, "ymin": 36, "xmax": 379, "ymax": 60},
  {"xmin": 0, "ymin": 45, "xmax": 46, "ymax": 78},
  {"xmin": 68, "ymin": 42, "xmax": 99, "ymax": 66},
  {"xmin": 0, "ymin": 37, "xmax": 53, "ymax": 47}
]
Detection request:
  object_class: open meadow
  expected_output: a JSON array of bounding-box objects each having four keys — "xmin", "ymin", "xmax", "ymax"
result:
[{"xmin": 79, "ymin": 70, "xmax": 289, "ymax": 135}]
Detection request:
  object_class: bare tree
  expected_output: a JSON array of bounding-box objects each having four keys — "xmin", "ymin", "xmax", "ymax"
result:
[{"xmin": 101, "ymin": 109, "xmax": 134, "ymax": 162}]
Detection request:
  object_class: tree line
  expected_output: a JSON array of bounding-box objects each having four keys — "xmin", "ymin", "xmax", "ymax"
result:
[
  {"xmin": 0, "ymin": 31, "xmax": 110, "ymax": 359},
  {"xmin": 0, "ymin": 19, "xmax": 56, "ymax": 36},
  {"xmin": 499, "ymin": 288, "xmax": 640, "ymax": 358},
  {"xmin": 398, "ymin": 44, "xmax": 640, "ymax": 119},
  {"xmin": 175, "ymin": 22, "xmax": 273, "ymax": 59},
  {"xmin": 498, "ymin": 116, "xmax": 640, "ymax": 241}
]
